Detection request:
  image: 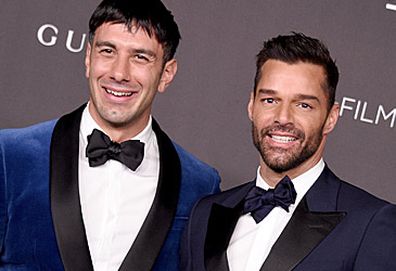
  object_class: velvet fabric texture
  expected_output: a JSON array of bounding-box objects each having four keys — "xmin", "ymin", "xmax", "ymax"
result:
[{"xmin": 0, "ymin": 107, "xmax": 221, "ymax": 270}]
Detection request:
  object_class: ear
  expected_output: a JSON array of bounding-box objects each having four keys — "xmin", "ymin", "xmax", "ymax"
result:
[
  {"xmin": 323, "ymin": 102, "xmax": 340, "ymax": 135},
  {"xmin": 158, "ymin": 59, "xmax": 178, "ymax": 93},
  {"xmin": 247, "ymin": 91, "xmax": 255, "ymax": 121},
  {"xmin": 85, "ymin": 43, "xmax": 92, "ymax": 79}
]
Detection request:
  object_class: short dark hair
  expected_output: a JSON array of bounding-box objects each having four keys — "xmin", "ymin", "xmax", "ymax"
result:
[
  {"xmin": 253, "ymin": 32, "xmax": 339, "ymax": 109},
  {"xmin": 88, "ymin": 0, "xmax": 181, "ymax": 63}
]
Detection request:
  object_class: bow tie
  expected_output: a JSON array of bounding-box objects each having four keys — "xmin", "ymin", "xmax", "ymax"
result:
[
  {"xmin": 243, "ymin": 176, "xmax": 297, "ymax": 223},
  {"xmin": 86, "ymin": 129, "xmax": 145, "ymax": 171}
]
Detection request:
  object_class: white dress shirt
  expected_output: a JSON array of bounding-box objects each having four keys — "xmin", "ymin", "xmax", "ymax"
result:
[
  {"xmin": 227, "ymin": 159, "xmax": 325, "ymax": 271},
  {"xmin": 78, "ymin": 107, "xmax": 159, "ymax": 271}
]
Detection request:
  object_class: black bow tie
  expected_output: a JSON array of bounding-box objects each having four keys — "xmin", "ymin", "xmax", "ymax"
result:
[
  {"xmin": 243, "ymin": 176, "xmax": 297, "ymax": 223},
  {"xmin": 86, "ymin": 129, "xmax": 145, "ymax": 171}
]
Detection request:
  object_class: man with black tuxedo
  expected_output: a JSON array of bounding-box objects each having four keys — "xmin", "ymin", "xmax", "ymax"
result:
[
  {"xmin": 181, "ymin": 33, "xmax": 396, "ymax": 271},
  {"xmin": 0, "ymin": 0, "xmax": 220, "ymax": 270}
]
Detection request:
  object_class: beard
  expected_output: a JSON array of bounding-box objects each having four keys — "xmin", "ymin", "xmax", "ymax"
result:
[{"xmin": 252, "ymin": 122, "xmax": 323, "ymax": 173}]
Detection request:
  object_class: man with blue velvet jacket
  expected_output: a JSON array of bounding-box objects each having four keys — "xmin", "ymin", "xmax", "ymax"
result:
[
  {"xmin": 0, "ymin": 0, "xmax": 220, "ymax": 270},
  {"xmin": 181, "ymin": 33, "xmax": 396, "ymax": 271}
]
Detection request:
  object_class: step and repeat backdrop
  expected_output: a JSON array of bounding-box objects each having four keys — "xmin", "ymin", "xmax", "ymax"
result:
[{"xmin": 1, "ymin": 1, "xmax": 395, "ymax": 201}]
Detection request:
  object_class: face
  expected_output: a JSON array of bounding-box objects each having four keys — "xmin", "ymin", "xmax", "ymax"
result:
[
  {"xmin": 85, "ymin": 22, "xmax": 177, "ymax": 140},
  {"xmin": 248, "ymin": 60, "xmax": 339, "ymax": 178}
]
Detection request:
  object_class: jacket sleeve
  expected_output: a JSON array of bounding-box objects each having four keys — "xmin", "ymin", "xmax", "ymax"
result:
[
  {"xmin": 354, "ymin": 203, "xmax": 396, "ymax": 270},
  {"xmin": 0, "ymin": 135, "xmax": 7, "ymax": 256},
  {"xmin": 180, "ymin": 198, "xmax": 201, "ymax": 271}
]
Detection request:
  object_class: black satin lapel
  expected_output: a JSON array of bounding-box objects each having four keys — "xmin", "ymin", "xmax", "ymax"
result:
[
  {"xmin": 119, "ymin": 119, "xmax": 181, "ymax": 271},
  {"xmin": 261, "ymin": 199, "xmax": 345, "ymax": 271},
  {"xmin": 204, "ymin": 203, "xmax": 242, "ymax": 271},
  {"xmin": 50, "ymin": 104, "xmax": 93, "ymax": 271}
]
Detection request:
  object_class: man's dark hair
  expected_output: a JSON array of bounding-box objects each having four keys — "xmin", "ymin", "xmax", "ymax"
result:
[
  {"xmin": 88, "ymin": 0, "xmax": 181, "ymax": 63},
  {"xmin": 253, "ymin": 32, "xmax": 339, "ymax": 109}
]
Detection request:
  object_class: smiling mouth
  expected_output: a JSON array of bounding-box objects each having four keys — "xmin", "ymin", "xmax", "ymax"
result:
[
  {"xmin": 104, "ymin": 88, "xmax": 133, "ymax": 97},
  {"xmin": 270, "ymin": 135, "xmax": 297, "ymax": 143}
]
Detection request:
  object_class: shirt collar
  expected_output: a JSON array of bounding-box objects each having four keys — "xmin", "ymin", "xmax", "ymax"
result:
[{"xmin": 256, "ymin": 159, "xmax": 325, "ymax": 203}]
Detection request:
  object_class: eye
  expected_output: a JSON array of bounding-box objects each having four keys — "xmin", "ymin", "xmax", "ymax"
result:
[
  {"xmin": 134, "ymin": 54, "xmax": 150, "ymax": 63},
  {"xmin": 298, "ymin": 103, "xmax": 313, "ymax": 110},
  {"xmin": 261, "ymin": 98, "xmax": 276, "ymax": 104},
  {"xmin": 99, "ymin": 48, "xmax": 114, "ymax": 55}
]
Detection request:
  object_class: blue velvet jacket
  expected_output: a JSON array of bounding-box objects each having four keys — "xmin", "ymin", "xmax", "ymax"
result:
[{"xmin": 0, "ymin": 105, "xmax": 221, "ymax": 270}]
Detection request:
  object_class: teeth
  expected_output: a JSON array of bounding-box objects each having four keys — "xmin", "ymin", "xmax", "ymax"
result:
[
  {"xmin": 271, "ymin": 135, "xmax": 296, "ymax": 143},
  {"xmin": 105, "ymin": 88, "xmax": 132, "ymax": 97}
]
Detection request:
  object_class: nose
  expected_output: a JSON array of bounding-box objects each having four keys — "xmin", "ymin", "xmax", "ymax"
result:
[
  {"xmin": 274, "ymin": 103, "xmax": 293, "ymax": 125},
  {"xmin": 110, "ymin": 55, "xmax": 130, "ymax": 82}
]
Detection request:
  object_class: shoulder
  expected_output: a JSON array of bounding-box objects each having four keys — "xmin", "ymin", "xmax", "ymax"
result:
[
  {"xmin": 0, "ymin": 104, "xmax": 86, "ymax": 143},
  {"xmin": 172, "ymin": 142, "xmax": 219, "ymax": 177},
  {"xmin": 321, "ymin": 169, "xmax": 396, "ymax": 269},
  {"xmin": 172, "ymin": 142, "xmax": 221, "ymax": 197},
  {"xmin": 0, "ymin": 120, "xmax": 58, "ymax": 201},
  {"xmin": 162, "ymin": 142, "xmax": 221, "ymax": 217},
  {"xmin": 337, "ymin": 178, "xmax": 390, "ymax": 211},
  {"xmin": 310, "ymin": 166, "xmax": 390, "ymax": 213},
  {"xmin": 348, "ymin": 186, "xmax": 396, "ymax": 268},
  {"xmin": 152, "ymin": 118, "xmax": 219, "ymax": 181},
  {"xmin": 336, "ymin": 179, "xmax": 396, "ymax": 230},
  {"xmin": 0, "ymin": 119, "xmax": 57, "ymax": 148},
  {"xmin": 324, "ymin": 171, "xmax": 396, "ymax": 235}
]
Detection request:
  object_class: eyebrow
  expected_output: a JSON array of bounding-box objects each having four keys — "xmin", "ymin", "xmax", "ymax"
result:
[
  {"xmin": 257, "ymin": 88, "xmax": 321, "ymax": 103},
  {"xmin": 257, "ymin": 88, "xmax": 277, "ymax": 95},
  {"xmin": 294, "ymin": 94, "xmax": 321, "ymax": 104},
  {"xmin": 95, "ymin": 40, "xmax": 116, "ymax": 49}
]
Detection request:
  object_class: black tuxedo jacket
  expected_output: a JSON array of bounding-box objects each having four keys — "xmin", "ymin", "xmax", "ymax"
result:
[{"xmin": 181, "ymin": 166, "xmax": 396, "ymax": 271}]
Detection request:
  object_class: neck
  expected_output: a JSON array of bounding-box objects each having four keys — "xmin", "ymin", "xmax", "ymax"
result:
[
  {"xmin": 259, "ymin": 153, "xmax": 324, "ymax": 187},
  {"xmin": 104, "ymin": 125, "xmax": 146, "ymax": 142},
  {"xmin": 88, "ymin": 105, "xmax": 150, "ymax": 143}
]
